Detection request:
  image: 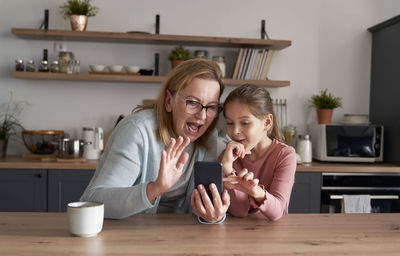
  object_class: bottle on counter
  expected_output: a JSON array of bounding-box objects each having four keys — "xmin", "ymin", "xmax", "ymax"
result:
[{"xmin": 296, "ymin": 134, "xmax": 312, "ymax": 163}]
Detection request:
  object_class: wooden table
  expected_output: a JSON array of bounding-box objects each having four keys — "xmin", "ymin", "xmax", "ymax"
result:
[{"xmin": 0, "ymin": 213, "xmax": 399, "ymax": 255}]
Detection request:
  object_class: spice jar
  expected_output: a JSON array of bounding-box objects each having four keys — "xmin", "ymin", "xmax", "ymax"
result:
[
  {"xmin": 50, "ymin": 61, "xmax": 60, "ymax": 73},
  {"xmin": 25, "ymin": 60, "xmax": 35, "ymax": 72},
  {"xmin": 296, "ymin": 134, "xmax": 312, "ymax": 163},
  {"xmin": 212, "ymin": 56, "xmax": 226, "ymax": 77},
  {"xmin": 38, "ymin": 60, "xmax": 49, "ymax": 72},
  {"xmin": 58, "ymin": 51, "xmax": 74, "ymax": 73},
  {"xmin": 15, "ymin": 59, "xmax": 24, "ymax": 71}
]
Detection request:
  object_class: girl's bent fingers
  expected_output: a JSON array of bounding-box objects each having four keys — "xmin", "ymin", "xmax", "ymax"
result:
[{"xmin": 238, "ymin": 168, "xmax": 248, "ymax": 178}]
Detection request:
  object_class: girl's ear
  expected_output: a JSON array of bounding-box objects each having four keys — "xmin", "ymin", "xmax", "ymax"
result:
[
  {"xmin": 165, "ymin": 90, "xmax": 173, "ymax": 112},
  {"xmin": 264, "ymin": 114, "xmax": 273, "ymax": 131}
]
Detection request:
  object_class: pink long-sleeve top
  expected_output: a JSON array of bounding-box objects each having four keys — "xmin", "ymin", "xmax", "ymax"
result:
[{"xmin": 219, "ymin": 139, "xmax": 297, "ymax": 221}]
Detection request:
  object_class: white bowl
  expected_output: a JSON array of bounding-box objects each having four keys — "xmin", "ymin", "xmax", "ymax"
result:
[
  {"xmin": 125, "ymin": 66, "xmax": 140, "ymax": 73},
  {"xmin": 90, "ymin": 65, "xmax": 105, "ymax": 72},
  {"xmin": 108, "ymin": 65, "xmax": 123, "ymax": 72}
]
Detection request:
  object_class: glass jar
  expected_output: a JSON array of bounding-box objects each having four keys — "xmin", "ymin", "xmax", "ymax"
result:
[
  {"xmin": 50, "ymin": 61, "xmax": 60, "ymax": 73},
  {"xmin": 15, "ymin": 59, "xmax": 24, "ymax": 71},
  {"xmin": 194, "ymin": 50, "xmax": 208, "ymax": 59},
  {"xmin": 73, "ymin": 60, "xmax": 80, "ymax": 73},
  {"xmin": 296, "ymin": 134, "xmax": 312, "ymax": 163},
  {"xmin": 25, "ymin": 60, "xmax": 35, "ymax": 72},
  {"xmin": 212, "ymin": 56, "xmax": 226, "ymax": 78},
  {"xmin": 58, "ymin": 51, "xmax": 74, "ymax": 73},
  {"xmin": 38, "ymin": 60, "xmax": 49, "ymax": 72}
]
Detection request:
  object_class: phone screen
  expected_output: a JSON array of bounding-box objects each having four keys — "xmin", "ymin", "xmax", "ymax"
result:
[{"xmin": 194, "ymin": 161, "xmax": 223, "ymax": 201}]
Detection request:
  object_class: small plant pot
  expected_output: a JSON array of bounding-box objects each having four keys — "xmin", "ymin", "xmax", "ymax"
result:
[
  {"xmin": 317, "ymin": 109, "xmax": 333, "ymax": 124},
  {"xmin": 170, "ymin": 60, "xmax": 185, "ymax": 69},
  {"xmin": 70, "ymin": 15, "xmax": 88, "ymax": 31}
]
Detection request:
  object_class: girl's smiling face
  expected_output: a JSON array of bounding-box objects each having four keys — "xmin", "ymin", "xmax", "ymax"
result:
[{"xmin": 224, "ymin": 101, "xmax": 272, "ymax": 153}]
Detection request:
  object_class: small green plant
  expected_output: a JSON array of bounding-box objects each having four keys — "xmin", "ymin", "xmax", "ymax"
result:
[
  {"xmin": 0, "ymin": 92, "xmax": 30, "ymax": 141},
  {"xmin": 309, "ymin": 89, "xmax": 342, "ymax": 109},
  {"xmin": 60, "ymin": 0, "xmax": 99, "ymax": 19},
  {"xmin": 168, "ymin": 45, "xmax": 191, "ymax": 61}
]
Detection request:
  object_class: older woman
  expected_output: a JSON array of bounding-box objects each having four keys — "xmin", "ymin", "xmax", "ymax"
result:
[{"xmin": 81, "ymin": 59, "xmax": 229, "ymax": 223}]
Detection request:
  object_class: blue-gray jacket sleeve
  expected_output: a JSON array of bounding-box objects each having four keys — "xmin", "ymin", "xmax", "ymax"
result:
[{"xmin": 80, "ymin": 118, "xmax": 159, "ymax": 219}]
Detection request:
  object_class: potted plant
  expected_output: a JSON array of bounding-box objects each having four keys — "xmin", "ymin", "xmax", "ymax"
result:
[
  {"xmin": 0, "ymin": 92, "xmax": 30, "ymax": 157},
  {"xmin": 309, "ymin": 89, "xmax": 342, "ymax": 124},
  {"xmin": 168, "ymin": 45, "xmax": 191, "ymax": 69},
  {"xmin": 60, "ymin": 0, "xmax": 99, "ymax": 32}
]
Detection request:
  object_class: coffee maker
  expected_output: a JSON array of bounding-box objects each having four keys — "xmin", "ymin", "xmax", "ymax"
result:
[{"xmin": 82, "ymin": 127, "xmax": 104, "ymax": 160}]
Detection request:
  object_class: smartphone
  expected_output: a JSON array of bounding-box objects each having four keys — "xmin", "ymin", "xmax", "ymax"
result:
[{"xmin": 194, "ymin": 161, "xmax": 223, "ymax": 201}]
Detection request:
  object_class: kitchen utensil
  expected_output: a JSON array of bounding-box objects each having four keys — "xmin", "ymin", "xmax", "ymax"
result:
[
  {"xmin": 58, "ymin": 138, "xmax": 90, "ymax": 159},
  {"xmin": 82, "ymin": 127, "xmax": 103, "ymax": 160},
  {"xmin": 125, "ymin": 66, "xmax": 140, "ymax": 73},
  {"xmin": 108, "ymin": 65, "xmax": 123, "ymax": 72},
  {"xmin": 90, "ymin": 65, "xmax": 105, "ymax": 72},
  {"xmin": 22, "ymin": 130, "xmax": 64, "ymax": 154}
]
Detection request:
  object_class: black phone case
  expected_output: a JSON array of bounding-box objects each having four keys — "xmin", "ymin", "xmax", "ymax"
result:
[{"xmin": 194, "ymin": 161, "xmax": 223, "ymax": 200}]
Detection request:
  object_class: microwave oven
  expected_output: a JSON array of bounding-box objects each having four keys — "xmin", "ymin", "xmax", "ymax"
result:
[{"xmin": 309, "ymin": 123, "xmax": 383, "ymax": 162}]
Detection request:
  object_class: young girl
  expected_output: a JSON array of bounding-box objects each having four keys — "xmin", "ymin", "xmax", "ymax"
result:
[{"xmin": 219, "ymin": 84, "xmax": 296, "ymax": 221}]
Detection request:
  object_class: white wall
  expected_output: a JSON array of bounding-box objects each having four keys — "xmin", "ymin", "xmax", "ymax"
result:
[{"xmin": 1, "ymin": 0, "xmax": 400, "ymax": 154}]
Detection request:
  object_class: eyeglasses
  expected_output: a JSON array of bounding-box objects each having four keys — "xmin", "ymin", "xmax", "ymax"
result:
[{"xmin": 183, "ymin": 99, "xmax": 220, "ymax": 118}]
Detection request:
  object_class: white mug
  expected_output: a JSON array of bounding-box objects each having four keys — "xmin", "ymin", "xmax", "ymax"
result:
[{"xmin": 67, "ymin": 202, "xmax": 104, "ymax": 237}]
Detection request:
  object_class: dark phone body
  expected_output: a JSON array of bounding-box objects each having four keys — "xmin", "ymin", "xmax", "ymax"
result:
[{"xmin": 194, "ymin": 161, "xmax": 223, "ymax": 201}]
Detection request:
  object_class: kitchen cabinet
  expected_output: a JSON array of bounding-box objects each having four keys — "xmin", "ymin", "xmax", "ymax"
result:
[
  {"xmin": 10, "ymin": 28, "xmax": 291, "ymax": 88},
  {"xmin": 0, "ymin": 168, "xmax": 94, "ymax": 212},
  {"xmin": 0, "ymin": 169, "xmax": 47, "ymax": 212},
  {"xmin": 289, "ymin": 172, "xmax": 321, "ymax": 213},
  {"xmin": 48, "ymin": 169, "xmax": 94, "ymax": 212}
]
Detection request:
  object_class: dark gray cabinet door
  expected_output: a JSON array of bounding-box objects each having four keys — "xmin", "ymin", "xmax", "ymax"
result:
[
  {"xmin": 289, "ymin": 172, "xmax": 321, "ymax": 213},
  {"xmin": 48, "ymin": 170, "xmax": 94, "ymax": 212},
  {"xmin": 0, "ymin": 169, "xmax": 47, "ymax": 212}
]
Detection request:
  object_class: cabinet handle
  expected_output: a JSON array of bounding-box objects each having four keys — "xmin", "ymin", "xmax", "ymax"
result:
[{"xmin": 34, "ymin": 173, "xmax": 42, "ymax": 178}]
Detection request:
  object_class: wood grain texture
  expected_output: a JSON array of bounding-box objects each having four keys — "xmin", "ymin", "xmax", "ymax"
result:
[
  {"xmin": 10, "ymin": 72, "xmax": 290, "ymax": 87},
  {"xmin": 0, "ymin": 213, "xmax": 399, "ymax": 255},
  {"xmin": 11, "ymin": 28, "xmax": 292, "ymax": 50}
]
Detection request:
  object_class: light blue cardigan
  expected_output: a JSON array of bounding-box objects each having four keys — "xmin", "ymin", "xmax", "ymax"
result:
[{"xmin": 80, "ymin": 109, "xmax": 220, "ymax": 220}]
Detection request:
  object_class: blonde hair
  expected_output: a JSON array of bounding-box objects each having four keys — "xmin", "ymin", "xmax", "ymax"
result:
[
  {"xmin": 134, "ymin": 58, "xmax": 225, "ymax": 150},
  {"xmin": 223, "ymin": 84, "xmax": 285, "ymax": 142}
]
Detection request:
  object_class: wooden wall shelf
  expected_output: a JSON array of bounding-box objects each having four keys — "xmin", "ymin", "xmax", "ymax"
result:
[
  {"xmin": 10, "ymin": 72, "xmax": 290, "ymax": 87},
  {"xmin": 11, "ymin": 28, "xmax": 292, "ymax": 50}
]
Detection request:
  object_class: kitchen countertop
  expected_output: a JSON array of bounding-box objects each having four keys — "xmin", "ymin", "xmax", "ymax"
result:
[
  {"xmin": 0, "ymin": 212, "xmax": 399, "ymax": 255},
  {"xmin": 0, "ymin": 155, "xmax": 97, "ymax": 170},
  {"xmin": 1, "ymin": 156, "xmax": 400, "ymax": 173}
]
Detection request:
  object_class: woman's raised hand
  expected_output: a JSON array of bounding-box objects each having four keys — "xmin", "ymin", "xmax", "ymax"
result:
[{"xmin": 147, "ymin": 136, "xmax": 190, "ymax": 202}]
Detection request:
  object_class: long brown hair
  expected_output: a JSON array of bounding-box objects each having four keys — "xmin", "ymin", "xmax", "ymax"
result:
[
  {"xmin": 223, "ymin": 83, "xmax": 285, "ymax": 142},
  {"xmin": 134, "ymin": 59, "xmax": 225, "ymax": 150}
]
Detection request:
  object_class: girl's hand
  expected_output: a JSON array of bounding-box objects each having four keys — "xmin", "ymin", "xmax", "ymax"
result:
[
  {"xmin": 221, "ymin": 141, "xmax": 250, "ymax": 176},
  {"xmin": 223, "ymin": 168, "xmax": 266, "ymax": 203},
  {"xmin": 147, "ymin": 136, "xmax": 190, "ymax": 202}
]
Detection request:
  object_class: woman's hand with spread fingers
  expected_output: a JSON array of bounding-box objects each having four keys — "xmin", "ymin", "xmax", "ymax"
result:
[{"xmin": 147, "ymin": 136, "xmax": 190, "ymax": 203}]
